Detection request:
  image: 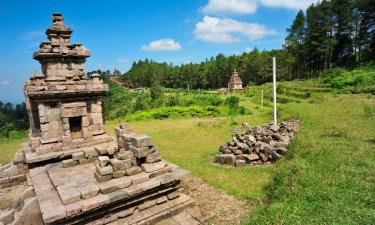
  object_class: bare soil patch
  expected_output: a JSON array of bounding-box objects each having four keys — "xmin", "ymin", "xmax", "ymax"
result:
[{"xmin": 182, "ymin": 175, "xmax": 253, "ymax": 225}]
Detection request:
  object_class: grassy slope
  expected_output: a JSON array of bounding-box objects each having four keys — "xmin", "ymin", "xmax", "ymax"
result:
[
  {"xmin": 246, "ymin": 94, "xmax": 375, "ymax": 224},
  {"xmin": 0, "ymin": 138, "xmax": 24, "ymax": 165}
]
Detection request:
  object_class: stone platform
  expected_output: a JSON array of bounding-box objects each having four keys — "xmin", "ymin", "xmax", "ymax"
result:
[{"xmin": 29, "ymin": 162, "xmax": 196, "ymax": 224}]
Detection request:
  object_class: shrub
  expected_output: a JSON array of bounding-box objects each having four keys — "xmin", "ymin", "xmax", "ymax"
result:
[{"xmin": 225, "ymin": 96, "xmax": 240, "ymax": 109}]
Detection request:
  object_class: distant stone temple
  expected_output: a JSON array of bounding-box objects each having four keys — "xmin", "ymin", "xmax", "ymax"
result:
[
  {"xmin": 228, "ymin": 69, "xmax": 243, "ymax": 91},
  {"xmin": 0, "ymin": 13, "xmax": 201, "ymax": 225},
  {"xmin": 112, "ymin": 68, "xmax": 121, "ymax": 76}
]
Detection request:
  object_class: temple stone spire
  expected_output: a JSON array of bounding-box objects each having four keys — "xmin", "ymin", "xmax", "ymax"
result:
[{"xmin": 33, "ymin": 13, "xmax": 90, "ymax": 81}]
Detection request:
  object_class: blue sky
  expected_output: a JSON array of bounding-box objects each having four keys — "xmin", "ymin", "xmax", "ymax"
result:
[{"xmin": 0, "ymin": 0, "xmax": 317, "ymax": 103}]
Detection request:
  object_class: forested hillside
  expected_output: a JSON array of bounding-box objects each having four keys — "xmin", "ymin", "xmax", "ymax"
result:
[
  {"xmin": 0, "ymin": 102, "xmax": 28, "ymax": 138},
  {"xmin": 122, "ymin": 0, "xmax": 375, "ymax": 88}
]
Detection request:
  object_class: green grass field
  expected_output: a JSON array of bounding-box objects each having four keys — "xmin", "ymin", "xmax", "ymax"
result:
[{"xmin": 1, "ymin": 80, "xmax": 374, "ymax": 224}]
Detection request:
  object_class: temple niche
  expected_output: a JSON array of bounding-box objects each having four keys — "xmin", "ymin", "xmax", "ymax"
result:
[
  {"xmin": 24, "ymin": 13, "xmax": 111, "ymax": 160},
  {"xmin": 228, "ymin": 69, "xmax": 244, "ymax": 91}
]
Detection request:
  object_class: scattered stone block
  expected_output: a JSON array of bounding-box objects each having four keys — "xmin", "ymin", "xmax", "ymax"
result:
[
  {"xmin": 131, "ymin": 134, "xmax": 154, "ymax": 148},
  {"xmin": 96, "ymin": 165, "xmax": 113, "ymax": 176},
  {"xmin": 235, "ymin": 159, "xmax": 246, "ymax": 167},
  {"xmin": 98, "ymin": 156, "xmax": 110, "ymax": 167},
  {"xmin": 215, "ymin": 154, "xmax": 236, "ymax": 165}
]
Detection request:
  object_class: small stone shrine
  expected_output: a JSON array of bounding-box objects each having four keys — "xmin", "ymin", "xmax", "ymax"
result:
[
  {"xmin": 228, "ymin": 69, "xmax": 244, "ymax": 91},
  {"xmin": 0, "ymin": 13, "xmax": 202, "ymax": 225}
]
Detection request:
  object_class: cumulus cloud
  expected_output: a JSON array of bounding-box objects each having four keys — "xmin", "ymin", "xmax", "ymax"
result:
[
  {"xmin": 0, "ymin": 80, "xmax": 11, "ymax": 85},
  {"xmin": 194, "ymin": 16, "xmax": 276, "ymax": 43},
  {"xmin": 201, "ymin": 0, "xmax": 319, "ymax": 15},
  {"xmin": 141, "ymin": 39, "xmax": 182, "ymax": 51},
  {"xmin": 201, "ymin": 0, "xmax": 257, "ymax": 15}
]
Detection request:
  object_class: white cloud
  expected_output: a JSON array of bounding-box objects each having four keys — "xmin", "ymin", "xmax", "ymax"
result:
[
  {"xmin": 141, "ymin": 39, "xmax": 182, "ymax": 51},
  {"xmin": 22, "ymin": 31, "xmax": 44, "ymax": 41},
  {"xmin": 201, "ymin": 0, "xmax": 319, "ymax": 15},
  {"xmin": 0, "ymin": 80, "xmax": 11, "ymax": 85},
  {"xmin": 194, "ymin": 16, "xmax": 276, "ymax": 43},
  {"xmin": 202, "ymin": 0, "xmax": 257, "ymax": 15},
  {"xmin": 259, "ymin": 0, "xmax": 318, "ymax": 10}
]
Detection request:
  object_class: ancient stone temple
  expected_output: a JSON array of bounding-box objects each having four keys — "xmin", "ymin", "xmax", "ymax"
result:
[
  {"xmin": 0, "ymin": 13, "xmax": 202, "ymax": 225},
  {"xmin": 228, "ymin": 69, "xmax": 243, "ymax": 91}
]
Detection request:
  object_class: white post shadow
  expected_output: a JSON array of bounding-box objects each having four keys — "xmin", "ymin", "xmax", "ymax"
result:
[{"xmin": 273, "ymin": 57, "xmax": 277, "ymax": 126}]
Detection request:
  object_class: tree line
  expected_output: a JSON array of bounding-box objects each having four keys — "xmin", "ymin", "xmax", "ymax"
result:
[
  {"xmin": 121, "ymin": 0, "xmax": 374, "ymax": 88},
  {"xmin": 0, "ymin": 101, "xmax": 28, "ymax": 138},
  {"xmin": 286, "ymin": 0, "xmax": 375, "ymax": 78}
]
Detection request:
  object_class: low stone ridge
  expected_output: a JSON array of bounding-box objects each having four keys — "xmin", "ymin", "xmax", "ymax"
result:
[{"xmin": 215, "ymin": 120, "xmax": 299, "ymax": 166}]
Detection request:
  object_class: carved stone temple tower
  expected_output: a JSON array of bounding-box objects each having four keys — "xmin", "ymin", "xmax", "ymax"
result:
[
  {"xmin": 24, "ymin": 13, "xmax": 111, "ymax": 161},
  {"xmin": 0, "ymin": 13, "xmax": 202, "ymax": 225},
  {"xmin": 228, "ymin": 69, "xmax": 244, "ymax": 91}
]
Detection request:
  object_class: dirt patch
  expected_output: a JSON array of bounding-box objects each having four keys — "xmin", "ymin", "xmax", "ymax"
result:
[
  {"xmin": 181, "ymin": 175, "xmax": 253, "ymax": 225},
  {"xmin": 0, "ymin": 183, "xmax": 26, "ymax": 210}
]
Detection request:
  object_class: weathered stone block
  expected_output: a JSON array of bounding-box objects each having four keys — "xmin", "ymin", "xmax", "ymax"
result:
[
  {"xmin": 84, "ymin": 147, "xmax": 98, "ymax": 158},
  {"xmin": 98, "ymin": 156, "xmax": 109, "ymax": 167},
  {"xmin": 72, "ymin": 151, "xmax": 84, "ymax": 160},
  {"xmin": 94, "ymin": 171, "xmax": 112, "ymax": 183},
  {"xmin": 80, "ymin": 183, "xmax": 99, "ymax": 199},
  {"xmin": 109, "ymin": 159, "xmax": 124, "ymax": 171},
  {"xmin": 130, "ymin": 134, "xmax": 154, "ymax": 148},
  {"xmin": 62, "ymin": 159, "xmax": 78, "ymax": 168},
  {"xmin": 126, "ymin": 166, "xmax": 142, "ymax": 176},
  {"xmin": 141, "ymin": 161, "xmax": 166, "ymax": 173},
  {"xmin": 117, "ymin": 150, "xmax": 134, "ymax": 160},
  {"xmin": 57, "ymin": 187, "xmax": 81, "ymax": 204},
  {"xmin": 235, "ymin": 159, "xmax": 246, "ymax": 167},
  {"xmin": 146, "ymin": 151, "xmax": 162, "ymax": 163},
  {"xmin": 129, "ymin": 145, "xmax": 149, "ymax": 158},
  {"xmin": 131, "ymin": 172, "xmax": 149, "ymax": 185},
  {"xmin": 215, "ymin": 154, "xmax": 236, "ymax": 165},
  {"xmin": 96, "ymin": 165, "xmax": 113, "ymax": 176},
  {"xmin": 113, "ymin": 170, "xmax": 126, "ymax": 178}
]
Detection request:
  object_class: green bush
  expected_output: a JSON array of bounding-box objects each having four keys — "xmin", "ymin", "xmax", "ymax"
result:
[
  {"xmin": 225, "ymin": 96, "xmax": 240, "ymax": 109},
  {"xmin": 127, "ymin": 106, "xmax": 224, "ymax": 121},
  {"xmin": 322, "ymin": 66, "xmax": 375, "ymax": 94}
]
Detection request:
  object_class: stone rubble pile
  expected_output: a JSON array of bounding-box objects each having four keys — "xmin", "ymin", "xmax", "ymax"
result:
[
  {"xmin": 215, "ymin": 120, "xmax": 299, "ymax": 166},
  {"xmin": 94, "ymin": 124, "xmax": 171, "ymax": 183}
]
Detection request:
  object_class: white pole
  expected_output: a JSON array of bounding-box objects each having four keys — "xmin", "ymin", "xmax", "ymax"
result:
[
  {"xmin": 261, "ymin": 90, "xmax": 264, "ymax": 110},
  {"xmin": 273, "ymin": 57, "xmax": 277, "ymax": 126}
]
